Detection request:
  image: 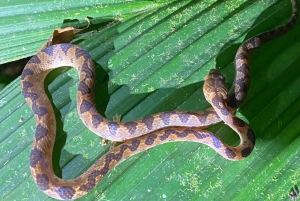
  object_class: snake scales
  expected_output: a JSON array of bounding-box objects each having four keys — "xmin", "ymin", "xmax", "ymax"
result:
[{"xmin": 21, "ymin": 0, "xmax": 298, "ymax": 199}]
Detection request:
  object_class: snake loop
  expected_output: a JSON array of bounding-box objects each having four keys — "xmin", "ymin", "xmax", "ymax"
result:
[
  {"xmin": 22, "ymin": 53, "xmax": 255, "ymax": 199},
  {"xmin": 21, "ymin": 0, "xmax": 298, "ymax": 199}
]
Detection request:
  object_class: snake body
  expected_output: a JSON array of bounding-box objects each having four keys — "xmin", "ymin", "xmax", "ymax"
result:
[
  {"xmin": 22, "ymin": 55, "xmax": 254, "ymax": 199},
  {"xmin": 228, "ymin": 0, "xmax": 298, "ymax": 108},
  {"xmin": 21, "ymin": 0, "xmax": 297, "ymax": 199}
]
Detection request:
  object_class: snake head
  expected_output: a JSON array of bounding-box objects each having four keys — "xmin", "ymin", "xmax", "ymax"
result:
[{"xmin": 203, "ymin": 69, "xmax": 228, "ymax": 102}]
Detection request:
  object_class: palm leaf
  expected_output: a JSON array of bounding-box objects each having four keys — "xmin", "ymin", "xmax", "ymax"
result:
[{"xmin": 0, "ymin": 0, "xmax": 299, "ymax": 200}]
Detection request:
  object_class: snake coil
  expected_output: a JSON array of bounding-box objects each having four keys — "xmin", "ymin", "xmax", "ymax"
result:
[{"xmin": 21, "ymin": 0, "xmax": 298, "ymax": 199}]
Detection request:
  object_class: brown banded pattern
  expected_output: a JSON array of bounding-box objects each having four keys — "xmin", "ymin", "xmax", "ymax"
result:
[
  {"xmin": 227, "ymin": 0, "xmax": 298, "ymax": 109},
  {"xmin": 21, "ymin": 53, "xmax": 256, "ymax": 199},
  {"xmin": 21, "ymin": 0, "xmax": 297, "ymax": 199},
  {"xmin": 22, "ymin": 43, "xmax": 226, "ymax": 141}
]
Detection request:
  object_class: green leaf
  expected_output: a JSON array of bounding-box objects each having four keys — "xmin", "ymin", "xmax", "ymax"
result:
[
  {"xmin": 0, "ymin": 0, "xmax": 171, "ymax": 64},
  {"xmin": 1, "ymin": 0, "xmax": 300, "ymax": 200}
]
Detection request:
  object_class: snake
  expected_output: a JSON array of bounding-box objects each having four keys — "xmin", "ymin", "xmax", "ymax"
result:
[{"xmin": 20, "ymin": 0, "xmax": 298, "ymax": 199}]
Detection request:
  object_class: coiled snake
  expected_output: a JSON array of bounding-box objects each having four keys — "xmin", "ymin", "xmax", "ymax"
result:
[{"xmin": 21, "ymin": 0, "xmax": 298, "ymax": 199}]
